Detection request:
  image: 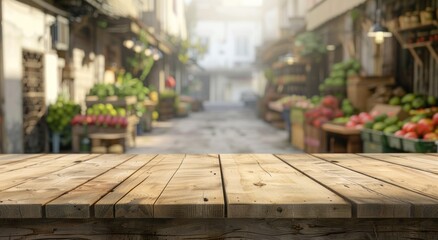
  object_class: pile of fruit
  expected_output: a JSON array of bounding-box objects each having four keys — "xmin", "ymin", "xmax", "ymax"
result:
[
  {"xmin": 71, "ymin": 115, "xmax": 128, "ymax": 128},
  {"xmin": 363, "ymin": 114, "xmax": 403, "ymax": 134},
  {"xmin": 389, "ymin": 92, "xmax": 437, "ymax": 112},
  {"xmin": 319, "ymin": 59, "xmax": 361, "ymax": 92},
  {"xmin": 88, "ymin": 73, "xmax": 150, "ymax": 101},
  {"xmin": 334, "ymin": 112, "xmax": 374, "ymax": 128},
  {"xmin": 71, "ymin": 103, "xmax": 128, "ymax": 128},
  {"xmin": 86, "ymin": 103, "xmax": 127, "ymax": 117},
  {"xmin": 46, "ymin": 96, "xmax": 81, "ymax": 133},
  {"xmin": 305, "ymin": 96, "xmax": 344, "ymax": 128},
  {"xmin": 393, "ymin": 113, "xmax": 438, "ymax": 140}
]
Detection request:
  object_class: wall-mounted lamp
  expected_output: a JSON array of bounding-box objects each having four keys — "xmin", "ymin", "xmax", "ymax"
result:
[
  {"xmin": 367, "ymin": 24, "xmax": 392, "ymax": 44},
  {"xmin": 367, "ymin": 0, "xmax": 392, "ymax": 44}
]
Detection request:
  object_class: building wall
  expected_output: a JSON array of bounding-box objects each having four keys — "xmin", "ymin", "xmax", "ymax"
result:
[
  {"xmin": 190, "ymin": 0, "xmax": 263, "ymax": 103},
  {"xmin": 1, "ymin": 0, "xmax": 59, "ymax": 153}
]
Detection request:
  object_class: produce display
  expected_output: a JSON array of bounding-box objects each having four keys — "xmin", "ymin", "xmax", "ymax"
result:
[
  {"xmin": 87, "ymin": 73, "xmax": 150, "ymax": 101},
  {"xmin": 72, "ymin": 103, "xmax": 128, "ymax": 128},
  {"xmin": 388, "ymin": 92, "xmax": 438, "ymax": 112},
  {"xmin": 86, "ymin": 103, "xmax": 127, "ymax": 117},
  {"xmin": 363, "ymin": 114, "xmax": 404, "ymax": 134},
  {"xmin": 305, "ymin": 96, "xmax": 344, "ymax": 128},
  {"xmin": 71, "ymin": 114, "xmax": 128, "ymax": 128},
  {"xmin": 319, "ymin": 59, "xmax": 361, "ymax": 93},
  {"xmin": 393, "ymin": 113, "xmax": 438, "ymax": 140},
  {"xmin": 47, "ymin": 96, "xmax": 81, "ymax": 133}
]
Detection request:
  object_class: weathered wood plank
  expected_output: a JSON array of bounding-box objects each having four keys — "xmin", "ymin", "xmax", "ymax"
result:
[
  {"xmin": 0, "ymin": 154, "xmax": 99, "ymax": 191},
  {"xmin": 277, "ymin": 154, "xmax": 438, "ymax": 218},
  {"xmin": 0, "ymin": 154, "xmax": 43, "ymax": 166},
  {"xmin": 220, "ymin": 154, "xmax": 351, "ymax": 218},
  {"xmin": 114, "ymin": 154, "xmax": 185, "ymax": 218},
  {"xmin": 1, "ymin": 218, "xmax": 437, "ymax": 240},
  {"xmin": 94, "ymin": 154, "xmax": 169, "ymax": 218},
  {"xmin": 0, "ymin": 154, "xmax": 134, "ymax": 218},
  {"xmin": 0, "ymin": 154, "xmax": 63, "ymax": 174},
  {"xmin": 154, "ymin": 154, "xmax": 224, "ymax": 218},
  {"xmin": 315, "ymin": 154, "xmax": 438, "ymax": 200},
  {"xmin": 360, "ymin": 153, "xmax": 438, "ymax": 174},
  {"xmin": 45, "ymin": 155, "xmax": 156, "ymax": 218}
]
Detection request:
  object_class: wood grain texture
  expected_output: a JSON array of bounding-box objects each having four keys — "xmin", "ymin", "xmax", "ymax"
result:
[
  {"xmin": 1, "ymin": 218, "xmax": 437, "ymax": 240},
  {"xmin": 315, "ymin": 154, "xmax": 438, "ymax": 200},
  {"xmin": 0, "ymin": 154, "xmax": 53, "ymax": 172},
  {"xmin": 0, "ymin": 154, "xmax": 42, "ymax": 166},
  {"xmin": 277, "ymin": 154, "xmax": 438, "ymax": 218},
  {"xmin": 220, "ymin": 154, "xmax": 351, "ymax": 218},
  {"xmin": 154, "ymin": 154, "xmax": 224, "ymax": 218},
  {"xmin": 0, "ymin": 154, "xmax": 99, "ymax": 191},
  {"xmin": 0, "ymin": 154, "xmax": 134, "ymax": 218},
  {"xmin": 360, "ymin": 153, "xmax": 438, "ymax": 174},
  {"xmin": 45, "ymin": 155, "xmax": 156, "ymax": 218},
  {"xmin": 94, "ymin": 154, "xmax": 171, "ymax": 218},
  {"xmin": 114, "ymin": 154, "xmax": 185, "ymax": 218}
]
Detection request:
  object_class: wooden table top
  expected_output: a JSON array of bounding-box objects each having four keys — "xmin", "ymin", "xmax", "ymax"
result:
[{"xmin": 0, "ymin": 154, "xmax": 437, "ymax": 219}]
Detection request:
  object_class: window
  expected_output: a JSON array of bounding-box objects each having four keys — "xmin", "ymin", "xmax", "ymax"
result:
[{"xmin": 235, "ymin": 36, "xmax": 249, "ymax": 57}]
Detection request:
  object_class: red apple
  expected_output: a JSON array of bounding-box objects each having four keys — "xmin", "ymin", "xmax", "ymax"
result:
[
  {"xmin": 350, "ymin": 115, "xmax": 361, "ymax": 124},
  {"xmin": 417, "ymin": 122, "xmax": 433, "ymax": 136},
  {"xmin": 346, "ymin": 121, "xmax": 356, "ymax": 128},
  {"xmin": 433, "ymin": 113, "xmax": 438, "ymax": 126},
  {"xmin": 403, "ymin": 122, "xmax": 417, "ymax": 133},
  {"xmin": 121, "ymin": 118, "xmax": 128, "ymax": 128},
  {"xmin": 418, "ymin": 119, "xmax": 434, "ymax": 128},
  {"xmin": 96, "ymin": 115, "xmax": 105, "ymax": 126},
  {"xmin": 404, "ymin": 132, "xmax": 418, "ymax": 139},
  {"xmin": 423, "ymin": 132, "xmax": 438, "ymax": 140},
  {"xmin": 394, "ymin": 130, "xmax": 405, "ymax": 137}
]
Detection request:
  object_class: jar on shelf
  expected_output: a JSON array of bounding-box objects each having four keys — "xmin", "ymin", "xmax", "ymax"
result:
[
  {"xmin": 410, "ymin": 11, "xmax": 420, "ymax": 27},
  {"xmin": 399, "ymin": 12, "xmax": 411, "ymax": 29},
  {"xmin": 420, "ymin": 7, "xmax": 434, "ymax": 25},
  {"xmin": 430, "ymin": 29, "xmax": 438, "ymax": 42}
]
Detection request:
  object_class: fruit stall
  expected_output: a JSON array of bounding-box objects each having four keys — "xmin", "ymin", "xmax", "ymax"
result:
[{"xmin": 67, "ymin": 73, "xmax": 159, "ymax": 153}]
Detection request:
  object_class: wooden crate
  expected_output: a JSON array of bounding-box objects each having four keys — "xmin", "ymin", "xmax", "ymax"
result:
[
  {"xmin": 85, "ymin": 96, "xmax": 137, "ymax": 108},
  {"xmin": 291, "ymin": 123, "xmax": 305, "ymax": 150},
  {"xmin": 347, "ymin": 76, "xmax": 395, "ymax": 112},
  {"xmin": 304, "ymin": 124, "xmax": 325, "ymax": 153}
]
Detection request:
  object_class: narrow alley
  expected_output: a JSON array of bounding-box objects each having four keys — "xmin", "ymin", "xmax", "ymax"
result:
[{"xmin": 129, "ymin": 103, "xmax": 298, "ymax": 154}]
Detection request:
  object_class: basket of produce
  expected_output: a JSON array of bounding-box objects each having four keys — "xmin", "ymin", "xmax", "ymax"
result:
[{"xmin": 389, "ymin": 113, "xmax": 438, "ymax": 153}]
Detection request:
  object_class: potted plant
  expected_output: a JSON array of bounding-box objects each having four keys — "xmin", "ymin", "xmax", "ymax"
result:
[{"xmin": 46, "ymin": 96, "xmax": 81, "ymax": 153}]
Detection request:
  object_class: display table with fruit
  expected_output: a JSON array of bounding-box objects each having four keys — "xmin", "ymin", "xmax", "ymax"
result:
[
  {"xmin": 303, "ymin": 96, "xmax": 346, "ymax": 153},
  {"xmin": 70, "ymin": 103, "xmax": 136, "ymax": 153},
  {"xmin": 1, "ymin": 154, "xmax": 436, "ymax": 239}
]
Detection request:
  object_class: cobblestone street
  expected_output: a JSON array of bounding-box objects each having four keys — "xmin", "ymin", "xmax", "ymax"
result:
[{"xmin": 129, "ymin": 103, "xmax": 300, "ymax": 154}]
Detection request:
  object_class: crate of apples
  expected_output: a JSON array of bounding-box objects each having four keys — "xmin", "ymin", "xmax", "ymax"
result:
[{"xmin": 394, "ymin": 113, "xmax": 438, "ymax": 140}]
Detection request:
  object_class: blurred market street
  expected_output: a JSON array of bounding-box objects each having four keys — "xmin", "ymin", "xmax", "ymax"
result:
[{"xmin": 129, "ymin": 103, "xmax": 297, "ymax": 154}]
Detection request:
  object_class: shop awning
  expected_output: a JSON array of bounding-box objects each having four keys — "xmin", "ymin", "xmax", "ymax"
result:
[{"xmin": 306, "ymin": 0, "xmax": 366, "ymax": 30}]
